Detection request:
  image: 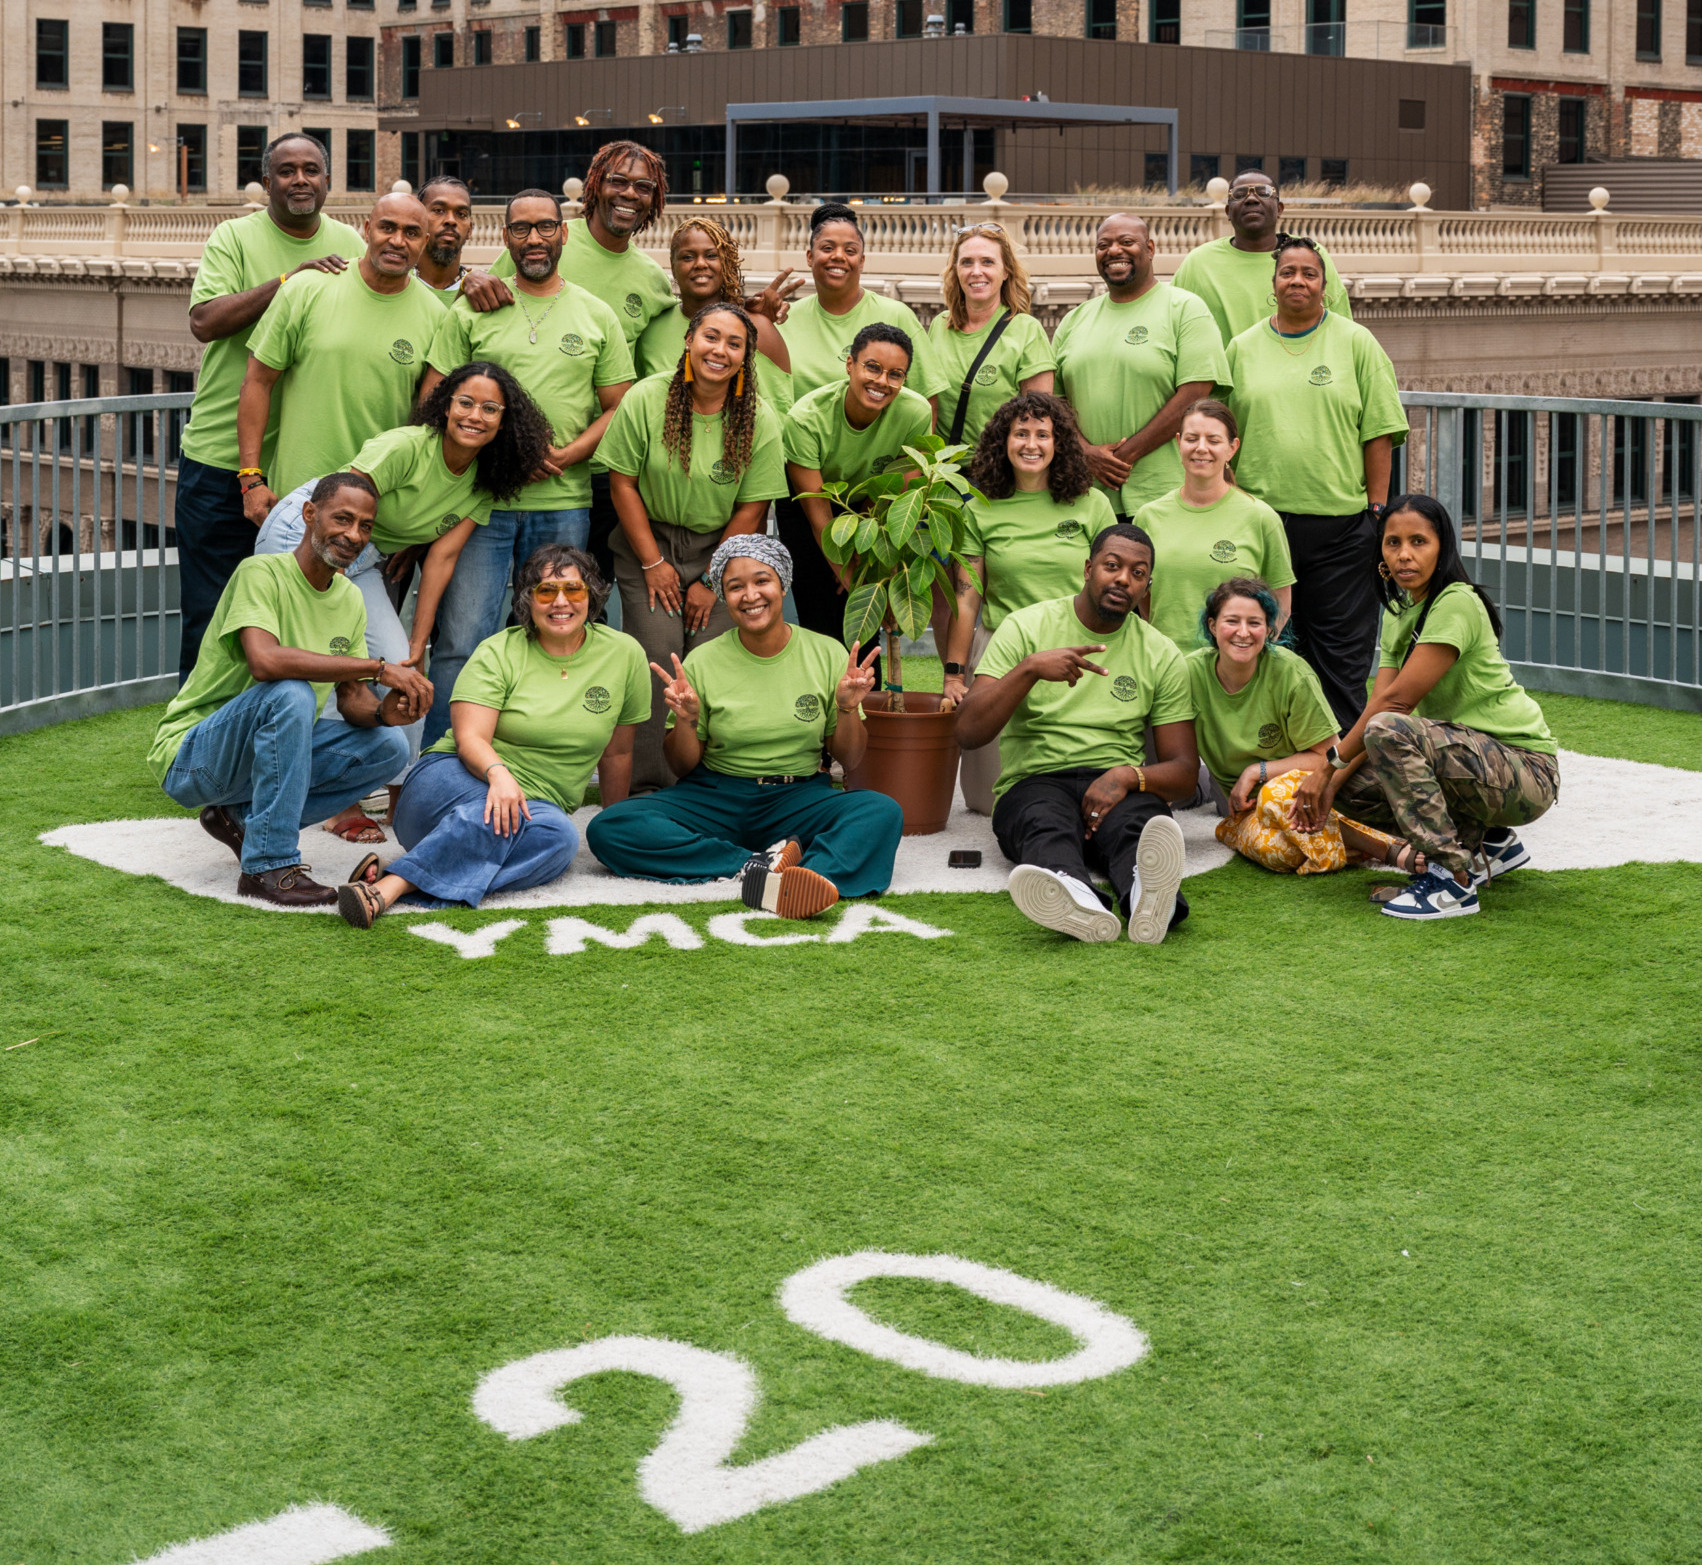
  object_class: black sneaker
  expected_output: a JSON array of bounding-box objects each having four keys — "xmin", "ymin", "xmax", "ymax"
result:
[{"xmin": 740, "ymin": 839, "xmax": 838, "ymax": 920}]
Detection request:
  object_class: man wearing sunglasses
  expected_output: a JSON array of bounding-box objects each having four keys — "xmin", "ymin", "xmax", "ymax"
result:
[
  {"xmin": 1171, "ymin": 171, "xmax": 1354, "ymax": 347},
  {"xmin": 419, "ymin": 189, "xmax": 634, "ymax": 749}
]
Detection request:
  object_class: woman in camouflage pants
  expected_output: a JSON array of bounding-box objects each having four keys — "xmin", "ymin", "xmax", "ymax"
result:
[{"xmin": 1290, "ymin": 494, "xmax": 1559, "ymax": 921}]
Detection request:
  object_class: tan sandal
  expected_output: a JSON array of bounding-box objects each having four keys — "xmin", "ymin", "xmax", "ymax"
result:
[
  {"xmin": 1369, "ymin": 840, "xmax": 1427, "ymax": 902},
  {"xmin": 348, "ymin": 853, "xmax": 381, "ymax": 886},
  {"xmin": 336, "ymin": 879, "xmax": 388, "ymax": 929}
]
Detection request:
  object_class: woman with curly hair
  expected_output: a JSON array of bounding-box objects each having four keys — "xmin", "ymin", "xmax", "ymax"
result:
[
  {"xmin": 943, "ymin": 390, "xmax": 1116, "ymax": 813},
  {"xmin": 337, "ymin": 544, "xmax": 650, "ymax": 926},
  {"xmin": 255, "ymin": 360, "xmax": 551, "ymax": 835},
  {"xmin": 599, "ymin": 301, "xmax": 789, "ymax": 792}
]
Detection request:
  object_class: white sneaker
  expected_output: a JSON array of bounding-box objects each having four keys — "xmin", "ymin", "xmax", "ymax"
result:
[
  {"xmin": 1008, "ymin": 865, "xmax": 1122, "ymax": 943},
  {"xmin": 1128, "ymin": 815, "xmax": 1186, "ymax": 944}
]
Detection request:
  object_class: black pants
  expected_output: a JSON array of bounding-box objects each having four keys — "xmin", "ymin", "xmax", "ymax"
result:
[
  {"xmin": 588, "ymin": 470, "xmax": 620, "ymax": 602},
  {"xmin": 993, "ymin": 769, "xmax": 1188, "ymax": 925},
  {"xmin": 1279, "ymin": 508, "xmax": 1380, "ymax": 731},
  {"xmin": 173, "ymin": 456, "xmax": 251, "ymax": 683},
  {"xmin": 776, "ymin": 497, "xmax": 849, "ymax": 647}
]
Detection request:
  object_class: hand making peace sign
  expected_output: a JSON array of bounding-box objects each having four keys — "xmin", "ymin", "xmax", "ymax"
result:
[
  {"xmin": 834, "ymin": 640, "xmax": 881, "ymax": 714},
  {"xmin": 648, "ymin": 654, "xmax": 701, "ymax": 728}
]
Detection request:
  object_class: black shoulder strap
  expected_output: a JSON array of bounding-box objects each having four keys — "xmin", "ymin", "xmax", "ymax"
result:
[{"xmin": 947, "ymin": 310, "xmax": 1014, "ymax": 446}]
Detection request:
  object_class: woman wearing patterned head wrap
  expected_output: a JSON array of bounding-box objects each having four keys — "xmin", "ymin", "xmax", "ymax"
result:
[{"xmin": 585, "ymin": 538, "xmax": 904, "ymax": 920}]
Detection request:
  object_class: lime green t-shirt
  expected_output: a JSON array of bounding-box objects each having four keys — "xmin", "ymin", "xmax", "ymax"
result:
[
  {"xmin": 424, "ymin": 623, "xmax": 650, "ymax": 812},
  {"xmin": 1051, "ymin": 285, "xmax": 1231, "ymax": 517},
  {"xmin": 1170, "ymin": 237, "xmax": 1354, "ymax": 347},
  {"xmin": 416, "ymin": 270, "xmax": 467, "ymax": 310},
  {"xmin": 1134, "ymin": 485, "xmax": 1297, "ymax": 649},
  {"xmin": 598, "ymin": 373, "xmax": 788, "ymax": 533},
  {"xmin": 1377, "ymin": 583, "xmax": 1556, "ymax": 754},
  {"xmin": 491, "ymin": 219, "xmax": 675, "ymax": 346},
  {"xmin": 349, "ymin": 425, "xmax": 493, "ymax": 554},
  {"xmin": 180, "ymin": 210, "xmax": 365, "ymax": 473},
  {"xmin": 781, "ymin": 382, "xmax": 934, "ymax": 489},
  {"xmin": 247, "ymin": 265, "xmax": 441, "ymax": 498},
  {"xmin": 426, "ymin": 280, "xmax": 633, "ymax": 510},
  {"xmin": 976, "ymin": 596, "xmax": 1195, "ymax": 798},
  {"xmin": 635, "ymin": 304, "xmax": 793, "ymax": 415},
  {"xmin": 147, "ymin": 552, "xmax": 367, "ymax": 781},
  {"xmin": 1184, "ymin": 644, "xmax": 1339, "ymax": 793},
  {"xmin": 1224, "ymin": 313, "xmax": 1408, "ymax": 516},
  {"xmin": 925, "ymin": 310, "xmax": 1056, "ymax": 450},
  {"xmin": 674, "ymin": 625, "xmax": 847, "ymax": 779},
  {"xmin": 960, "ymin": 486, "xmax": 1117, "ymax": 631},
  {"xmin": 778, "ymin": 290, "xmax": 935, "ymax": 403}
]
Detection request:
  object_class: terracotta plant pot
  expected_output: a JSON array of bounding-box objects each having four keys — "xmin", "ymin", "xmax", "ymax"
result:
[{"xmin": 843, "ymin": 692, "xmax": 961, "ymax": 836}]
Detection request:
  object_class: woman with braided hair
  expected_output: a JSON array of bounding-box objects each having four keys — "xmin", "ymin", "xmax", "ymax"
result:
[
  {"xmin": 599, "ymin": 301, "xmax": 789, "ymax": 791},
  {"xmin": 637, "ymin": 216, "xmax": 797, "ymax": 413}
]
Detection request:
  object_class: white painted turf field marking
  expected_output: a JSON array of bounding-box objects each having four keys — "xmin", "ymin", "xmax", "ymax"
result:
[
  {"xmin": 779, "ymin": 1251, "xmax": 1149, "ymax": 1388},
  {"xmin": 405, "ymin": 919, "xmax": 525, "ymax": 959},
  {"xmin": 472, "ymin": 1335, "xmax": 932, "ymax": 1534},
  {"xmin": 40, "ymin": 750, "xmax": 1702, "ymax": 913},
  {"xmin": 122, "ymin": 1504, "xmax": 389, "ymax": 1564}
]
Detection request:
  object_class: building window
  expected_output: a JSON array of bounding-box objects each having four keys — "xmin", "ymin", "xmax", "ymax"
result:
[
  {"xmin": 473, "ymin": 28, "xmax": 493, "ymax": 62},
  {"xmin": 125, "ymin": 368, "xmax": 155, "ymax": 463},
  {"xmin": 1563, "ymin": 0, "xmax": 1590, "ymax": 50},
  {"xmin": 843, "ymin": 1, "xmax": 871, "ymax": 38},
  {"xmin": 303, "ymin": 36, "xmax": 332, "ymax": 98},
  {"xmin": 594, "ymin": 18, "xmax": 617, "ymax": 54},
  {"xmin": 434, "ymin": 31, "xmax": 455, "ymax": 66},
  {"xmin": 1151, "ymin": 0, "xmax": 1180, "ymax": 40},
  {"xmin": 1308, "ymin": 0, "xmax": 1344, "ymax": 53},
  {"xmin": 1002, "ymin": 0, "xmax": 1031, "ymax": 30},
  {"xmin": 729, "ymin": 9, "xmax": 754, "ymax": 45},
  {"xmin": 1636, "ymin": 0, "xmax": 1661, "ymax": 55},
  {"xmin": 179, "ymin": 123, "xmax": 208, "ymax": 191},
  {"xmin": 347, "ymin": 129, "xmax": 375, "ymax": 190},
  {"xmin": 37, "ymin": 19, "xmax": 69, "ymax": 89},
  {"xmin": 402, "ymin": 35, "xmax": 421, "ymax": 96},
  {"xmin": 1398, "ymin": 97, "xmax": 1426, "ymax": 128},
  {"xmin": 102, "ymin": 122, "xmax": 134, "ymax": 190},
  {"xmin": 103, "ymin": 22, "xmax": 135, "ymax": 90},
  {"xmin": 36, "ymin": 121, "xmax": 69, "ymax": 188},
  {"xmin": 165, "ymin": 371, "xmax": 195, "ymax": 467},
  {"xmin": 1506, "ymin": 0, "xmax": 1533, "ymax": 44},
  {"xmin": 1087, "ymin": 0, "xmax": 1117, "ymax": 36},
  {"xmin": 176, "ymin": 28, "xmax": 208, "ymax": 94},
  {"xmin": 779, "ymin": 6, "xmax": 802, "ymax": 41},
  {"xmin": 236, "ymin": 125, "xmax": 266, "ymax": 187},
  {"xmin": 347, "ymin": 37, "xmax": 375, "ymax": 97},
  {"xmin": 566, "ymin": 22, "xmax": 586, "ymax": 55},
  {"xmin": 1189, "ymin": 152, "xmax": 1219, "ymax": 185},
  {"xmin": 401, "ymin": 132, "xmax": 421, "ymax": 188},
  {"xmin": 525, "ymin": 24, "xmax": 541, "ymax": 58},
  {"xmin": 667, "ymin": 15, "xmax": 689, "ymax": 47},
  {"xmin": 1690, "ymin": 0, "xmax": 1702, "ymax": 59},
  {"xmin": 1235, "ymin": 153, "xmax": 1265, "ymax": 175},
  {"xmin": 1502, "ymin": 94, "xmax": 1531, "ymax": 178},
  {"xmin": 1557, "ymin": 95, "xmax": 1586, "ymax": 161},
  {"xmin": 349, "ymin": 0, "xmax": 374, "ymax": 8},
  {"xmin": 1408, "ymin": 0, "xmax": 1446, "ymax": 45},
  {"xmin": 1320, "ymin": 156, "xmax": 1348, "ymax": 185},
  {"xmin": 399, "ymin": 0, "xmax": 416, "ymax": 9},
  {"xmin": 238, "ymin": 32, "xmax": 269, "ymax": 96},
  {"xmin": 1144, "ymin": 151, "xmax": 1169, "ymax": 185},
  {"xmin": 304, "ymin": 128, "xmax": 332, "ymax": 183},
  {"xmin": 1237, "ymin": 0, "xmax": 1271, "ymax": 46}
]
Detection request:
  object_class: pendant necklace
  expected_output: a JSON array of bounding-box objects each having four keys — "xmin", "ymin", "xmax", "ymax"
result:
[{"xmin": 517, "ymin": 279, "xmax": 564, "ymax": 345}]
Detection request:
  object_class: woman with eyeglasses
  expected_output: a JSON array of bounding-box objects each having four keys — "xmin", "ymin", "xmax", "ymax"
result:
[
  {"xmin": 255, "ymin": 360, "xmax": 553, "ymax": 839},
  {"xmin": 1224, "ymin": 234, "xmax": 1407, "ymax": 731},
  {"xmin": 336, "ymin": 545, "xmax": 649, "ymax": 926},
  {"xmin": 927, "ymin": 223, "xmax": 1055, "ymax": 452},
  {"xmin": 600, "ymin": 301, "xmax": 790, "ymax": 793}
]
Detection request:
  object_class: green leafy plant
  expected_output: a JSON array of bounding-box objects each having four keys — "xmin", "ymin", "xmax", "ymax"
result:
[{"xmin": 813, "ymin": 435, "xmax": 983, "ymax": 710}]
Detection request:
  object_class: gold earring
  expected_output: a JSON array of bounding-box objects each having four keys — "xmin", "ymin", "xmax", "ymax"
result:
[
  {"xmin": 682, "ymin": 358, "xmax": 694, "ymax": 384},
  {"xmin": 734, "ymin": 368, "xmax": 745, "ymax": 397},
  {"xmin": 1377, "ymin": 561, "xmax": 1392, "ymax": 580}
]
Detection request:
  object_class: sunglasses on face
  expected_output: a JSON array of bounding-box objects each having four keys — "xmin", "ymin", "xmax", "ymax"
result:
[
  {"xmin": 1230, "ymin": 183, "xmax": 1278, "ymax": 201},
  {"xmin": 531, "ymin": 580, "xmax": 589, "ymax": 603}
]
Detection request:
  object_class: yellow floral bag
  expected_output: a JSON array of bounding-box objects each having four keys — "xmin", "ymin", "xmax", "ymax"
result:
[{"xmin": 1215, "ymin": 768, "xmax": 1397, "ymax": 876}]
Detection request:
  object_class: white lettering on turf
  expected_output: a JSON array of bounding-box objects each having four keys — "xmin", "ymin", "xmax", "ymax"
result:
[
  {"xmin": 545, "ymin": 914, "xmax": 703, "ymax": 955},
  {"xmin": 778, "ymin": 1252, "xmax": 1149, "ymax": 1388},
  {"xmin": 705, "ymin": 911, "xmax": 822, "ymax": 946},
  {"xmin": 406, "ymin": 919, "xmax": 527, "ymax": 959},
  {"xmin": 823, "ymin": 905, "xmax": 951, "ymax": 943},
  {"xmin": 123, "ymin": 1503, "xmax": 390, "ymax": 1563},
  {"xmin": 472, "ymin": 1335, "xmax": 932, "ymax": 1534}
]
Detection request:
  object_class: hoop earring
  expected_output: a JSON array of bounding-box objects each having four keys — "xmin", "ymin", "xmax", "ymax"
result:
[
  {"xmin": 682, "ymin": 358, "xmax": 694, "ymax": 384},
  {"xmin": 734, "ymin": 368, "xmax": 745, "ymax": 398},
  {"xmin": 1377, "ymin": 561, "xmax": 1393, "ymax": 580}
]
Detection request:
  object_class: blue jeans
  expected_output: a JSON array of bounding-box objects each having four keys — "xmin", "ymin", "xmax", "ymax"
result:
[
  {"xmin": 162, "ymin": 680, "xmax": 409, "ymax": 875},
  {"xmin": 173, "ymin": 457, "xmax": 250, "ymax": 684},
  {"xmin": 389, "ymin": 750, "xmax": 578, "ymax": 907},
  {"xmin": 423, "ymin": 506, "xmax": 592, "ymax": 748}
]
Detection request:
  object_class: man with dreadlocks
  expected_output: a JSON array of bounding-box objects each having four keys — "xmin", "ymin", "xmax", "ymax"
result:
[{"xmin": 599, "ymin": 302, "xmax": 790, "ymax": 793}]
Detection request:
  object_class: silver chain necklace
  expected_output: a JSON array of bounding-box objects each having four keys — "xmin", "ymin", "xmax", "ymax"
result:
[{"xmin": 516, "ymin": 278, "xmax": 565, "ymax": 345}]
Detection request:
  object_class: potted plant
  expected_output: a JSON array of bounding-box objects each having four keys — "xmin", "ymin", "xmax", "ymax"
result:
[{"xmin": 811, "ymin": 435, "xmax": 982, "ymax": 835}]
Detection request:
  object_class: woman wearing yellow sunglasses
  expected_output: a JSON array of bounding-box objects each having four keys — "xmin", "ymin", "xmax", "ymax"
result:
[{"xmin": 337, "ymin": 544, "xmax": 650, "ymax": 926}]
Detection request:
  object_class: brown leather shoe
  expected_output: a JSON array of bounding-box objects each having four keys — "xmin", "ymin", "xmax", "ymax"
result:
[
  {"xmin": 236, "ymin": 865, "xmax": 338, "ymax": 907},
  {"xmin": 199, "ymin": 805, "xmax": 245, "ymax": 862}
]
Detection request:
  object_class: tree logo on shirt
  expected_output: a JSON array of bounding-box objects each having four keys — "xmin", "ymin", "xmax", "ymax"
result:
[
  {"xmin": 624, "ymin": 292, "xmax": 643, "ymax": 319},
  {"xmin": 1110, "ymin": 675, "xmax": 1140, "ymax": 702},
  {"xmin": 558, "ymin": 332, "xmax": 586, "ymax": 356},
  {"xmin": 973, "ymin": 365, "xmax": 999, "ymax": 386},
  {"xmin": 1257, "ymin": 722, "xmax": 1282, "ymax": 749},
  {"xmin": 794, "ymin": 693, "xmax": 822, "ymax": 722},
  {"xmin": 388, "ymin": 339, "xmax": 416, "ymax": 365},
  {"xmin": 1309, "ymin": 365, "xmax": 1333, "ymax": 386},
  {"xmin": 435, "ymin": 513, "xmax": 461, "ymax": 536},
  {"xmin": 1209, "ymin": 539, "xmax": 1238, "ymax": 563},
  {"xmin": 1055, "ymin": 518, "xmax": 1083, "ymax": 540},
  {"xmin": 709, "ymin": 459, "xmax": 737, "ymax": 485},
  {"xmin": 328, "ymin": 636, "xmax": 352, "ymax": 655},
  {"xmin": 1124, "ymin": 326, "xmax": 1149, "ymax": 345},
  {"xmin": 583, "ymin": 685, "xmax": 612, "ymax": 714}
]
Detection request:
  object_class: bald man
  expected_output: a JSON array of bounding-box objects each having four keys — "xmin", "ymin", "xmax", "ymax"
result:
[{"xmin": 237, "ymin": 191, "xmax": 437, "ymax": 521}]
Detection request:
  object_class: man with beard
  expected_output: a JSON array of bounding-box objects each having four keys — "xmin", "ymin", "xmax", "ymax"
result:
[
  {"xmin": 416, "ymin": 189, "xmax": 634, "ymax": 748},
  {"xmin": 954, "ymin": 525, "xmax": 1199, "ymax": 946},
  {"xmin": 462, "ymin": 143, "xmax": 675, "ymax": 589},
  {"xmin": 1171, "ymin": 170, "xmax": 1354, "ymax": 346},
  {"xmin": 148, "ymin": 473, "xmax": 431, "ymax": 906},
  {"xmin": 174, "ymin": 134, "xmax": 364, "ymax": 681},
  {"xmin": 235, "ymin": 192, "xmax": 436, "ymax": 515},
  {"xmin": 1051, "ymin": 214, "xmax": 1228, "ymax": 521},
  {"xmin": 414, "ymin": 176, "xmax": 475, "ymax": 305}
]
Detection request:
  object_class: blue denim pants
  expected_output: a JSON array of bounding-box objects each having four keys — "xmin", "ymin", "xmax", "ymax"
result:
[
  {"xmin": 422, "ymin": 506, "xmax": 592, "ymax": 748},
  {"xmin": 162, "ymin": 680, "xmax": 409, "ymax": 875},
  {"xmin": 388, "ymin": 750, "xmax": 579, "ymax": 907}
]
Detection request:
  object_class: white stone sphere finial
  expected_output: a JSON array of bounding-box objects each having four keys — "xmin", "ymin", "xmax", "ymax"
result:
[
  {"xmin": 1408, "ymin": 181, "xmax": 1432, "ymax": 211},
  {"xmin": 765, "ymin": 172, "xmax": 791, "ymax": 203},
  {"xmin": 1205, "ymin": 176, "xmax": 1230, "ymax": 206},
  {"xmin": 1588, "ymin": 185, "xmax": 1610, "ymax": 212},
  {"xmin": 563, "ymin": 176, "xmax": 584, "ymax": 199},
  {"xmin": 244, "ymin": 181, "xmax": 265, "ymax": 206},
  {"xmin": 982, "ymin": 170, "xmax": 1009, "ymax": 204},
  {"xmin": 391, "ymin": 178, "xmax": 412, "ymax": 195},
  {"xmin": 109, "ymin": 184, "xmax": 129, "ymax": 205},
  {"xmin": 15, "ymin": 185, "xmax": 32, "ymax": 205}
]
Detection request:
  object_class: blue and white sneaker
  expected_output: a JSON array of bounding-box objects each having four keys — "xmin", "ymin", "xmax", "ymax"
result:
[
  {"xmin": 1380, "ymin": 867, "xmax": 1480, "ymax": 920},
  {"xmin": 1478, "ymin": 827, "xmax": 1531, "ymax": 879}
]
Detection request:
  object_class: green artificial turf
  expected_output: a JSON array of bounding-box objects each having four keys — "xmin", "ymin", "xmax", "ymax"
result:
[{"xmin": 2, "ymin": 698, "xmax": 1700, "ymax": 1563}]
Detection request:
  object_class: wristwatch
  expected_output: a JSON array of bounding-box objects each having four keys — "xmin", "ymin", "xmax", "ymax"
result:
[
  {"xmin": 942, "ymin": 662, "xmax": 965, "ymax": 676},
  {"xmin": 1326, "ymin": 744, "xmax": 1352, "ymax": 771}
]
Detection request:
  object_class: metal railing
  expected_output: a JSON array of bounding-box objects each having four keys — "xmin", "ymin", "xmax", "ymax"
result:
[{"xmin": 1202, "ymin": 19, "xmax": 1462, "ymax": 57}]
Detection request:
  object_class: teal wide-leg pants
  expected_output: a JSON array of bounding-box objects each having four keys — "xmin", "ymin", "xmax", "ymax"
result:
[{"xmin": 586, "ymin": 766, "xmax": 903, "ymax": 896}]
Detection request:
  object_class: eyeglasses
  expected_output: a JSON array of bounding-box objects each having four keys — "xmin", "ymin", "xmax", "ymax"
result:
[
  {"xmin": 506, "ymin": 218, "xmax": 562, "ymax": 240},
  {"xmin": 531, "ymin": 580, "xmax": 589, "ymax": 603},
  {"xmin": 451, "ymin": 394, "xmax": 506, "ymax": 418},
  {"xmin": 954, "ymin": 222, "xmax": 1007, "ymax": 237},
  {"xmin": 603, "ymin": 174, "xmax": 660, "ymax": 199},
  {"xmin": 1228, "ymin": 183, "xmax": 1278, "ymax": 200}
]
